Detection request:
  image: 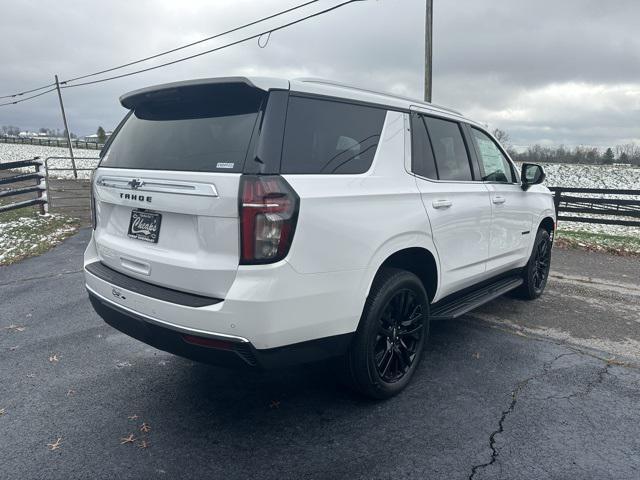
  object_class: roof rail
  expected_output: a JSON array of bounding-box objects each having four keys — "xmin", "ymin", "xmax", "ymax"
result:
[{"xmin": 296, "ymin": 77, "xmax": 463, "ymax": 116}]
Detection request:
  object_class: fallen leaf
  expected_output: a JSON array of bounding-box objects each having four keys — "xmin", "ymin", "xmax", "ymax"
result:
[
  {"xmin": 66, "ymin": 389, "xmax": 76, "ymax": 397},
  {"xmin": 26, "ymin": 373, "xmax": 36, "ymax": 378},
  {"xmin": 120, "ymin": 433, "xmax": 136, "ymax": 444},
  {"xmin": 138, "ymin": 440, "xmax": 150, "ymax": 449},
  {"xmin": 116, "ymin": 361, "xmax": 132, "ymax": 368},
  {"xmin": 49, "ymin": 354, "xmax": 59, "ymax": 363},
  {"xmin": 269, "ymin": 400, "xmax": 281, "ymax": 409},
  {"xmin": 8, "ymin": 346, "xmax": 18, "ymax": 351},
  {"xmin": 472, "ymin": 352, "xmax": 481, "ymax": 359},
  {"xmin": 606, "ymin": 357, "xmax": 626, "ymax": 366},
  {"xmin": 140, "ymin": 423, "xmax": 151, "ymax": 433},
  {"xmin": 4, "ymin": 324, "xmax": 26, "ymax": 333},
  {"xmin": 127, "ymin": 415, "xmax": 139, "ymax": 420},
  {"xmin": 0, "ymin": 408, "xmax": 5, "ymax": 416},
  {"xmin": 47, "ymin": 437, "xmax": 63, "ymax": 451}
]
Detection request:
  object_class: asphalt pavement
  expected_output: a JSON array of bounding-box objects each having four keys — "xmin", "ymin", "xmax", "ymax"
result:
[{"xmin": 1, "ymin": 229, "xmax": 639, "ymax": 480}]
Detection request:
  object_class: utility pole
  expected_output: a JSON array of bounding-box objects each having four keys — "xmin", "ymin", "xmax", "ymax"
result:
[
  {"xmin": 424, "ymin": 0, "xmax": 433, "ymax": 103},
  {"xmin": 54, "ymin": 74, "xmax": 77, "ymax": 178}
]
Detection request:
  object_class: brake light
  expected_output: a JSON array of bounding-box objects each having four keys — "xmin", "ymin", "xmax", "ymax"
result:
[
  {"xmin": 182, "ymin": 334, "xmax": 234, "ymax": 350},
  {"xmin": 239, "ymin": 175, "xmax": 299, "ymax": 264}
]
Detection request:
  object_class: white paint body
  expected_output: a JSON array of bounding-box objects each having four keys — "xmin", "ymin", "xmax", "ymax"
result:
[{"xmin": 84, "ymin": 77, "xmax": 556, "ymax": 350}]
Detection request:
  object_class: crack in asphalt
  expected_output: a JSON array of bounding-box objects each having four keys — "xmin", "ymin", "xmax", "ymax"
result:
[
  {"xmin": 467, "ymin": 315, "xmax": 639, "ymax": 370},
  {"xmin": 543, "ymin": 360, "xmax": 616, "ymax": 401},
  {"xmin": 467, "ymin": 352, "xmax": 577, "ymax": 480},
  {"xmin": 0, "ymin": 269, "xmax": 83, "ymax": 288}
]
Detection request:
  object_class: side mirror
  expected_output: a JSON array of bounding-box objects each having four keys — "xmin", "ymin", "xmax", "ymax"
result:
[{"xmin": 521, "ymin": 163, "xmax": 545, "ymax": 190}]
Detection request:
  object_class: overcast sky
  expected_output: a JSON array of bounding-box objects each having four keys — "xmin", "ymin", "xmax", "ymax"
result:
[{"xmin": 1, "ymin": 0, "xmax": 639, "ymax": 148}]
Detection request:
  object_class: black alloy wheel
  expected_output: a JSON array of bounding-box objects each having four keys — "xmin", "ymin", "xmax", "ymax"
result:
[
  {"xmin": 375, "ymin": 289, "xmax": 425, "ymax": 383},
  {"xmin": 532, "ymin": 235, "xmax": 551, "ymax": 293},
  {"xmin": 514, "ymin": 228, "xmax": 552, "ymax": 300},
  {"xmin": 342, "ymin": 268, "xmax": 430, "ymax": 399}
]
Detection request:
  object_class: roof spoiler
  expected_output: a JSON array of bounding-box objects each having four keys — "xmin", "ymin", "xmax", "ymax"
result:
[{"xmin": 120, "ymin": 77, "xmax": 273, "ymax": 110}]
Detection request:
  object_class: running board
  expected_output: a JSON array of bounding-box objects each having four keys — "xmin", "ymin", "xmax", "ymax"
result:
[{"xmin": 430, "ymin": 276, "xmax": 523, "ymax": 320}]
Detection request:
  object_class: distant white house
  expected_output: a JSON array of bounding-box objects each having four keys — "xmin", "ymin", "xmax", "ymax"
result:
[
  {"xmin": 18, "ymin": 131, "xmax": 39, "ymax": 138},
  {"xmin": 84, "ymin": 131, "xmax": 112, "ymax": 143}
]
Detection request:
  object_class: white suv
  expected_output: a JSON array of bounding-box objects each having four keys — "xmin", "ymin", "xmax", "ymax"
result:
[{"xmin": 85, "ymin": 77, "xmax": 555, "ymax": 398}]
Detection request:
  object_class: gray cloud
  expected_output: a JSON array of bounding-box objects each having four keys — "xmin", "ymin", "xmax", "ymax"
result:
[{"xmin": 0, "ymin": 0, "xmax": 638, "ymax": 148}]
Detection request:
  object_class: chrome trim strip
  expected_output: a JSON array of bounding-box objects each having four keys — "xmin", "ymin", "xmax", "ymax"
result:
[
  {"xmin": 85, "ymin": 283, "xmax": 249, "ymax": 343},
  {"xmin": 96, "ymin": 175, "xmax": 218, "ymax": 197}
]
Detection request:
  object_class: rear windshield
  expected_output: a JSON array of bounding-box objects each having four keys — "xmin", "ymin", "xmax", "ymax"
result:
[{"xmin": 101, "ymin": 86, "xmax": 264, "ymax": 173}]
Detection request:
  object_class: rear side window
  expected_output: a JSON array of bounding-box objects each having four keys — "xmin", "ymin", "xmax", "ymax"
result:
[
  {"xmin": 424, "ymin": 116, "xmax": 472, "ymax": 181},
  {"xmin": 410, "ymin": 113, "xmax": 438, "ymax": 179},
  {"xmin": 281, "ymin": 96, "xmax": 386, "ymax": 174},
  {"xmin": 101, "ymin": 86, "xmax": 264, "ymax": 172}
]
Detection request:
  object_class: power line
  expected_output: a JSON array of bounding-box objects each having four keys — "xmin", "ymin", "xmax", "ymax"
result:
[
  {"xmin": 61, "ymin": 0, "xmax": 363, "ymax": 89},
  {"xmin": 0, "ymin": 0, "xmax": 364, "ymax": 107},
  {"xmin": 0, "ymin": 87, "xmax": 57, "ymax": 108},
  {"xmin": 62, "ymin": 0, "xmax": 320, "ymax": 85},
  {"xmin": 0, "ymin": 82, "xmax": 55, "ymax": 100},
  {"xmin": 0, "ymin": 1, "xmax": 319, "ymax": 101}
]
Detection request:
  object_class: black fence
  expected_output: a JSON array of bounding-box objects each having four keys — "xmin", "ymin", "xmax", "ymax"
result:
[
  {"xmin": 0, "ymin": 135, "xmax": 103, "ymax": 150},
  {"xmin": 550, "ymin": 187, "xmax": 640, "ymax": 227},
  {"xmin": 0, "ymin": 158, "xmax": 47, "ymax": 214}
]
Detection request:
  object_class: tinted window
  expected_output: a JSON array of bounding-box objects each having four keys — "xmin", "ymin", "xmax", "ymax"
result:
[
  {"xmin": 410, "ymin": 113, "xmax": 438, "ymax": 179},
  {"xmin": 471, "ymin": 128, "xmax": 514, "ymax": 182},
  {"xmin": 424, "ymin": 117, "xmax": 472, "ymax": 181},
  {"xmin": 101, "ymin": 88, "xmax": 264, "ymax": 172},
  {"xmin": 281, "ymin": 96, "xmax": 386, "ymax": 174}
]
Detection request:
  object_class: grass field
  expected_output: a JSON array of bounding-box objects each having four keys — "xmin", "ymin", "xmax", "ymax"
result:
[
  {"xmin": 555, "ymin": 229, "xmax": 640, "ymax": 255},
  {"xmin": 0, "ymin": 204, "xmax": 79, "ymax": 266}
]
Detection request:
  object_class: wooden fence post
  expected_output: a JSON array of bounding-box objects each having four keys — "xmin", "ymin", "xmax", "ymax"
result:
[
  {"xmin": 34, "ymin": 158, "xmax": 46, "ymax": 215},
  {"xmin": 553, "ymin": 189, "xmax": 562, "ymax": 215}
]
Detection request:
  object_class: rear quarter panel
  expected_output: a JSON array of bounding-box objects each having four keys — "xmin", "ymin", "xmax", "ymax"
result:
[{"xmin": 283, "ymin": 111, "xmax": 439, "ymax": 311}]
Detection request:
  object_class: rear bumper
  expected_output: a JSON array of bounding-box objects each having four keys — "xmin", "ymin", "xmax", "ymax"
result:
[
  {"xmin": 88, "ymin": 288, "xmax": 353, "ymax": 369},
  {"xmin": 84, "ymin": 231, "xmax": 366, "ymax": 350}
]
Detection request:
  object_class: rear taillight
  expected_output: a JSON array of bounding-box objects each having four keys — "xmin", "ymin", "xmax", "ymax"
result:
[{"xmin": 239, "ymin": 175, "xmax": 299, "ymax": 265}]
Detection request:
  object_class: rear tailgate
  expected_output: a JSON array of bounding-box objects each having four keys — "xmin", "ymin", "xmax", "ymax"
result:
[
  {"xmin": 93, "ymin": 168, "xmax": 241, "ymax": 298},
  {"xmin": 92, "ymin": 79, "xmax": 272, "ymax": 298}
]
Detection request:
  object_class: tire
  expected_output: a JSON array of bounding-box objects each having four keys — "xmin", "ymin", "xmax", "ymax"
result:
[
  {"xmin": 514, "ymin": 228, "xmax": 552, "ymax": 300},
  {"xmin": 342, "ymin": 267, "xmax": 430, "ymax": 399}
]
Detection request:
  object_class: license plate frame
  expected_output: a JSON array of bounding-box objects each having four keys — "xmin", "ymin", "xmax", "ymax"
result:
[{"xmin": 127, "ymin": 209, "xmax": 162, "ymax": 244}]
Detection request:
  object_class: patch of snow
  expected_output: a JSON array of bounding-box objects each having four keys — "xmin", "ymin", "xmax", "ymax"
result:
[{"xmin": 0, "ymin": 143, "xmax": 99, "ymax": 179}]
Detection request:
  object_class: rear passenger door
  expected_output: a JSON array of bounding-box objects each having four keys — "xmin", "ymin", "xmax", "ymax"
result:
[
  {"xmin": 410, "ymin": 111, "xmax": 492, "ymax": 298},
  {"xmin": 466, "ymin": 126, "xmax": 533, "ymax": 272}
]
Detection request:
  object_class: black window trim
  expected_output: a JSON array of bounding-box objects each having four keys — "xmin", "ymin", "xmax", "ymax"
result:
[
  {"xmin": 410, "ymin": 112, "xmax": 439, "ymax": 180},
  {"xmin": 467, "ymin": 124, "xmax": 519, "ymax": 185},
  {"xmin": 242, "ymin": 89, "xmax": 290, "ymax": 175}
]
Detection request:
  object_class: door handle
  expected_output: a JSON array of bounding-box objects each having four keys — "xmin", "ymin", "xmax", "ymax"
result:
[
  {"xmin": 432, "ymin": 199, "xmax": 453, "ymax": 209},
  {"xmin": 492, "ymin": 196, "xmax": 506, "ymax": 204}
]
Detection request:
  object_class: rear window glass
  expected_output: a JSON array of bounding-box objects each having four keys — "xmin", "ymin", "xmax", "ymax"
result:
[
  {"xmin": 280, "ymin": 96, "xmax": 386, "ymax": 174},
  {"xmin": 101, "ymin": 87, "xmax": 264, "ymax": 172}
]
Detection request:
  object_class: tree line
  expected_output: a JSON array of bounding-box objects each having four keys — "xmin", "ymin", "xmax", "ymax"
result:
[
  {"xmin": 493, "ymin": 129, "xmax": 640, "ymax": 166},
  {"xmin": 1, "ymin": 125, "xmax": 108, "ymax": 141}
]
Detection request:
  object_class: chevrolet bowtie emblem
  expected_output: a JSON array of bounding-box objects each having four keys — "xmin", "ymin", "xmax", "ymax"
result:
[{"xmin": 128, "ymin": 178, "xmax": 144, "ymax": 190}]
